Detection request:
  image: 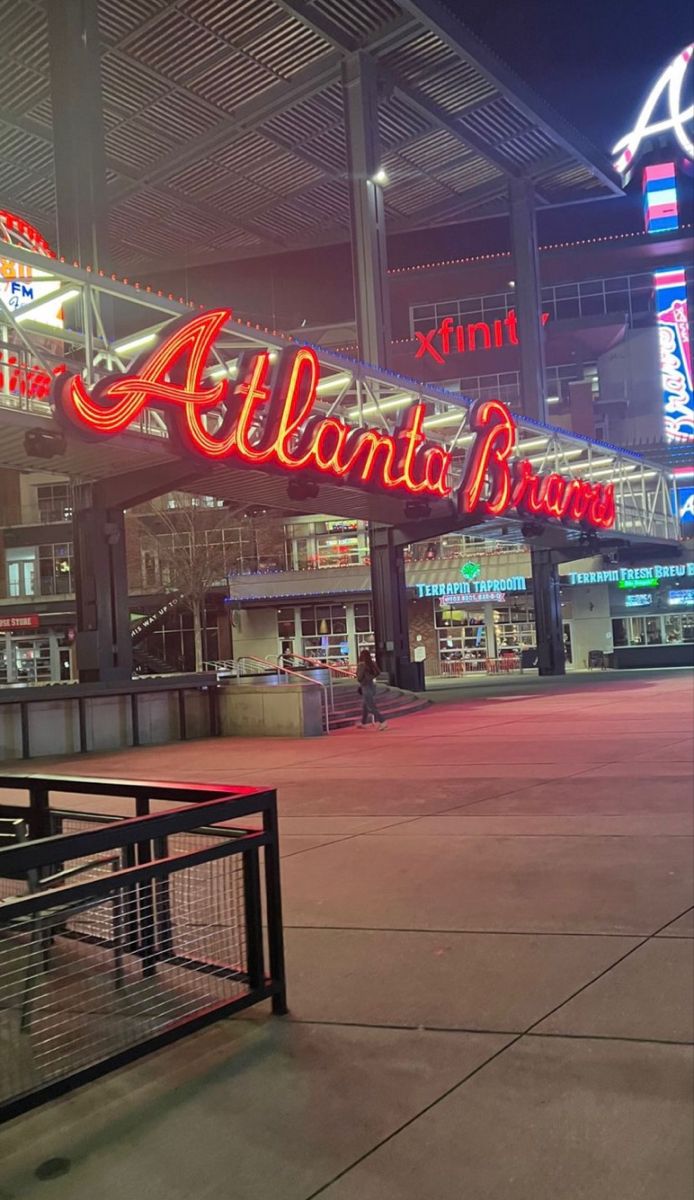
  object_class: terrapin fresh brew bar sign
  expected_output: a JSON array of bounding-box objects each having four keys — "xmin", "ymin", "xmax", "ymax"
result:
[{"xmin": 53, "ymin": 309, "xmax": 616, "ymax": 532}]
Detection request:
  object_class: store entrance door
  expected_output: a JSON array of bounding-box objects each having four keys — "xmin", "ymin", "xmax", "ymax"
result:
[
  {"xmin": 0, "ymin": 633, "xmax": 61, "ymax": 684},
  {"xmin": 563, "ymin": 622, "xmax": 573, "ymax": 667}
]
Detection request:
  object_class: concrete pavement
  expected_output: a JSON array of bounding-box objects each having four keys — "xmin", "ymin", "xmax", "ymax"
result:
[{"xmin": 0, "ymin": 669, "xmax": 692, "ymax": 1198}]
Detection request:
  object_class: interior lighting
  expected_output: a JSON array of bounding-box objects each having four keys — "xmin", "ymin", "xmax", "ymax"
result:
[
  {"xmin": 114, "ymin": 331, "xmax": 158, "ymax": 356},
  {"xmin": 423, "ymin": 411, "xmax": 470, "ymax": 430},
  {"xmin": 15, "ymin": 288, "xmax": 79, "ymax": 325},
  {"xmin": 546, "ymin": 395, "xmax": 561, "ymax": 405},
  {"xmin": 348, "ymin": 394, "xmax": 414, "ymax": 420},
  {"xmin": 371, "ymin": 168, "xmax": 389, "ymax": 186},
  {"xmin": 515, "ymin": 437, "xmax": 549, "ymax": 453},
  {"xmin": 316, "ymin": 371, "xmax": 352, "ymax": 395}
]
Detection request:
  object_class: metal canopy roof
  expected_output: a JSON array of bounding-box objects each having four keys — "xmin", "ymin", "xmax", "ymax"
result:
[{"xmin": 1, "ymin": 0, "xmax": 621, "ymax": 271}]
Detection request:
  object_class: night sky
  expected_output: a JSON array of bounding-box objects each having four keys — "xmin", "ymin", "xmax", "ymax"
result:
[{"xmin": 455, "ymin": 0, "xmax": 694, "ymax": 154}]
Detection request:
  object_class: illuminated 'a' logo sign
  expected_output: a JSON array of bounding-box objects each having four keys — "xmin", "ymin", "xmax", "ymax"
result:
[{"xmin": 613, "ymin": 44, "xmax": 694, "ymax": 178}]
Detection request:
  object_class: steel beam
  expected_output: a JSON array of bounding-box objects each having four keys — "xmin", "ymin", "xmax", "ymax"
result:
[
  {"xmin": 530, "ymin": 546, "xmax": 566, "ymax": 676},
  {"xmin": 509, "ymin": 178, "xmax": 547, "ymax": 422},
  {"xmin": 342, "ymin": 51, "xmax": 392, "ymax": 367},
  {"xmin": 46, "ymin": 0, "xmax": 110, "ymax": 269}
]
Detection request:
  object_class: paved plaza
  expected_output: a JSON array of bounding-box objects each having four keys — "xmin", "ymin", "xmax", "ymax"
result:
[{"xmin": 0, "ymin": 670, "xmax": 692, "ymax": 1198}]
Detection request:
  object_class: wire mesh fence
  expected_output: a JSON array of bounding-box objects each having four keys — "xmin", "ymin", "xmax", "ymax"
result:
[{"xmin": 0, "ymin": 781, "xmax": 285, "ymax": 1122}]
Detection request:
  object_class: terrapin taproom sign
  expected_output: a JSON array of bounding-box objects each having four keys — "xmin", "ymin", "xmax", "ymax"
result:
[{"xmin": 52, "ymin": 309, "xmax": 616, "ymax": 531}]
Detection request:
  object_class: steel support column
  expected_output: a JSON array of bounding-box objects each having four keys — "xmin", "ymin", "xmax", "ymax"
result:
[
  {"xmin": 530, "ymin": 546, "xmax": 565, "ymax": 676},
  {"xmin": 342, "ymin": 52, "xmax": 392, "ymax": 367},
  {"xmin": 73, "ymin": 489, "xmax": 132, "ymax": 683},
  {"xmin": 509, "ymin": 179, "xmax": 546, "ymax": 422},
  {"xmin": 370, "ymin": 525, "xmax": 419, "ymax": 689},
  {"xmin": 343, "ymin": 55, "xmax": 413, "ymax": 686},
  {"xmin": 47, "ymin": 0, "xmax": 110, "ymax": 269}
]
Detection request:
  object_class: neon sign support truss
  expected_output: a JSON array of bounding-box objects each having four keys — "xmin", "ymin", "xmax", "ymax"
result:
[{"xmin": 0, "ymin": 243, "xmax": 680, "ymax": 545}]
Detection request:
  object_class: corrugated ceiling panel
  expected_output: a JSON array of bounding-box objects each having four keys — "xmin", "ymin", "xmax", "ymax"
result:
[
  {"xmin": 378, "ymin": 95, "xmax": 431, "ymax": 148},
  {"xmin": 246, "ymin": 150, "xmax": 322, "ymax": 193},
  {"xmin": 213, "ymin": 131, "xmax": 281, "ymax": 171},
  {"xmin": 459, "ymin": 95, "xmax": 531, "ymax": 142},
  {"xmin": 208, "ymin": 227, "xmax": 264, "ymax": 249},
  {"xmin": 243, "ymin": 19, "xmax": 330, "ymax": 77},
  {"xmin": 145, "ymin": 91, "xmax": 221, "ymax": 141},
  {"xmin": 101, "ymin": 52, "xmax": 171, "ymax": 114},
  {"xmin": 106, "ymin": 121, "xmax": 178, "ymax": 169},
  {"xmin": 10, "ymin": 175, "xmax": 54, "ymax": 211},
  {"xmin": 398, "ymin": 128, "xmax": 467, "ymax": 170},
  {"xmin": 261, "ymin": 84, "xmax": 343, "ymax": 146},
  {"xmin": 493, "ymin": 128, "xmax": 556, "ymax": 169},
  {"xmin": 0, "ymin": 122, "xmax": 53, "ymax": 173},
  {"xmin": 0, "ymin": 0, "xmax": 48, "ymax": 72},
  {"xmin": 182, "ymin": 0, "xmax": 281, "ymax": 45},
  {"xmin": 307, "ymin": 0, "xmax": 401, "ymax": 39},
  {"xmin": 24, "ymin": 94, "xmax": 52, "ymax": 128},
  {"xmin": 417, "ymin": 59, "xmax": 496, "ymax": 114},
  {"xmin": 386, "ymin": 175, "xmax": 455, "ymax": 216},
  {"xmin": 299, "ymin": 125, "xmax": 346, "ymax": 172},
  {"xmin": 191, "ymin": 52, "xmax": 276, "ymax": 111},
  {"xmin": 166, "ymin": 158, "xmax": 230, "ymax": 195},
  {"xmin": 436, "ymin": 158, "xmax": 502, "ymax": 192},
  {"xmin": 377, "ymin": 29, "xmax": 451, "ymax": 80},
  {"xmin": 0, "ymin": 58, "xmax": 47, "ymax": 114},
  {"xmin": 121, "ymin": 11, "xmax": 226, "ymax": 82},
  {"xmin": 203, "ymin": 175, "xmax": 276, "ymax": 215},
  {"xmin": 98, "ymin": 0, "xmax": 168, "ymax": 45}
]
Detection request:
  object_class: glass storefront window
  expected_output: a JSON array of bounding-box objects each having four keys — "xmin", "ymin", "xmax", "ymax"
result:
[
  {"xmin": 300, "ymin": 603, "xmax": 350, "ymax": 663},
  {"xmin": 285, "ymin": 519, "xmax": 367, "ymax": 570},
  {"xmin": 646, "ymin": 618, "xmax": 663, "ymax": 645},
  {"xmin": 612, "ymin": 619, "xmax": 627, "ymax": 647},
  {"xmin": 277, "ymin": 608, "xmax": 296, "ymax": 640}
]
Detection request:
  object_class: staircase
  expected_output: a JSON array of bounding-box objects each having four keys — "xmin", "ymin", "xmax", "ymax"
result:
[{"xmin": 327, "ymin": 676, "xmax": 430, "ymax": 730}]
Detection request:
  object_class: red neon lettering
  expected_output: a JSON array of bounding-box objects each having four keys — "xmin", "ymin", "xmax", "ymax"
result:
[
  {"xmin": 459, "ymin": 399, "xmax": 515, "ymax": 517},
  {"xmin": 468, "ymin": 321, "xmax": 491, "ymax": 351},
  {"xmin": 412, "ymin": 309, "xmax": 551, "ymax": 363},
  {"xmin": 53, "ymin": 310, "xmax": 452, "ymax": 502},
  {"xmin": 461, "ymin": 399, "xmax": 615, "ymax": 531}
]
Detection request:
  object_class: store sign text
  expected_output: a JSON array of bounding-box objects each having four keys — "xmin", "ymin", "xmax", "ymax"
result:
[
  {"xmin": 414, "ymin": 310, "xmax": 550, "ymax": 365},
  {"xmin": 567, "ymin": 562, "xmax": 694, "ymax": 586},
  {"xmin": 53, "ymin": 311, "xmax": 616, "ymax": 531},
  {"xmin": 0, "ymin": 614, "xmax": 40, "ymax": 631},
  {"xmin": 415, "ymin": 576, "xmax": 526, "ymax": 598}
]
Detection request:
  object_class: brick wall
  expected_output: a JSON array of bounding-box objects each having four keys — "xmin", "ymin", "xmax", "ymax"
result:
[{"xmin": 408, "ymin": 597, "xmax": 439, "ymax": 672}]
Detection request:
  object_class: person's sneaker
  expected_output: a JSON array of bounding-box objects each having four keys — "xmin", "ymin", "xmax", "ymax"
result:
[{"xmin": 378, "ymin": 721, "xmax": 389, "ymax": 731}]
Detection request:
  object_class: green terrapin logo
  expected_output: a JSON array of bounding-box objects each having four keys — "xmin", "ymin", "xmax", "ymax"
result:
[{"xmin": 460, "ymin": 561, "xmax": 481, "ymax": 581}]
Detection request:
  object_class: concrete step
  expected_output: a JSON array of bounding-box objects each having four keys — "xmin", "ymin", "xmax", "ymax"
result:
[{"xmin": 327, "ymin": 683, "xmax": 430, "ymax": 730}]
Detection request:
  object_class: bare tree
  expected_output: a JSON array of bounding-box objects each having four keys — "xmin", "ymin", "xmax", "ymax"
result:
[{"xmin": 129, "ymin": 497, "xmax": 246, "ymax": 671}]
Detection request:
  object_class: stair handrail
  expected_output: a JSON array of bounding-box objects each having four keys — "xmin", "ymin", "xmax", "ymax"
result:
[{"xmin": 278, "ymin": 651, "xmax": 357, "ymax": 682}]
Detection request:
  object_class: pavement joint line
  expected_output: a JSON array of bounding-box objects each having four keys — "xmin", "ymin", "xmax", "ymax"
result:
[
  {"xmin": 526, "ymin": 1031, "xmax": 694, "ymax": 1048},
  {"xmin": 301, "ymin": 1030, "xmax": 525, "ymax": 1200},
  {"xmin": 284, "ymin": 925, "xmax": 649, "ymax": 938},
  {"xmin": 236, "ymin": 1016, "xmax": 694, "ymax": 1050},
  {"xmin": 300, "ymin": 901, "xmax": 694, "ymax": 1199}
]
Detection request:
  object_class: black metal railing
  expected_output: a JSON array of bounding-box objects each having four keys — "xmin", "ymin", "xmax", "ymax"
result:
[{"xmin": 0, "ymin": 774, "xmax": 286, "ymax": 1122}]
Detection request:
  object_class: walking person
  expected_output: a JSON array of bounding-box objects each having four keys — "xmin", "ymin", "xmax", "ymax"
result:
[{"xmin": 356, "ymin": 649, "xmax": 388, "ymax": 730}]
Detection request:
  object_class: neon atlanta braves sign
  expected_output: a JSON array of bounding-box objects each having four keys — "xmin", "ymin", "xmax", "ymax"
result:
[
  {"xmin": 613, "ymin": 44, "xmax": 694, "ymax": 179},
  {"xmin": 52, "ymin": 309, "xmax": 615, "ymax": 530}
]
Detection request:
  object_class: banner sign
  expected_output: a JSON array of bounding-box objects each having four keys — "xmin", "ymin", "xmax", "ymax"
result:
[
  {"xmin": 0, "ymin": 614, "xmax": 40, "ymax": 631},
  {"xmin": 654, "ymin": 269, "xmax": 694, "ymax": 443}
]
